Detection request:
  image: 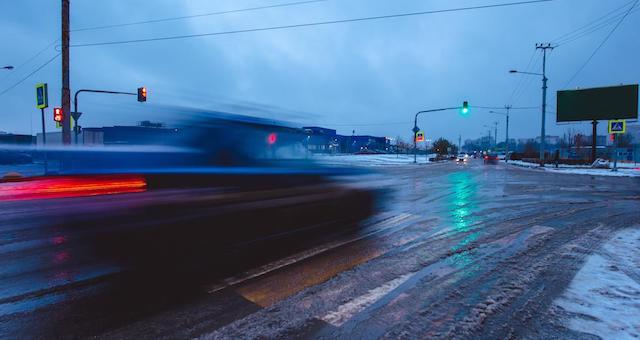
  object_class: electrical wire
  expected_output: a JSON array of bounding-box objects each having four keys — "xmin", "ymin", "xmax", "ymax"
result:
[
  {"xmin": 69, "ymin": 0, "xmax": 554, "ymax": 48},
  {"xmin": 563, "ymin": 0, "xmax": 638, "ymax": 87},
  {"xmin": 0, "ymin": 40, "xmax": 58, "ymax": 84},
  {"xmin": 552, "ymin": 0, "xmax": 637, "ymax": 45},
  {"xmin": 72, "ymin": 0, "xmax": 329, "ymax": 32},
  {"xmin": 0, "ymin": 54, "xmax": 60, "ymax": 98},
  {"xmin": 508, "ymin": 49, "xmax": 536, "ymax": 102}
]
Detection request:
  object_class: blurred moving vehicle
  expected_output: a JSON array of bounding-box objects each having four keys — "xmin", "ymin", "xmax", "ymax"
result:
[
  {"xmin": 0, "ymin": 110, "xmax": 379, "ymax": 271},
  {"xmin": 484, "ymin": 153, "xmax": 500, "ymax": 165},
  {"xmin": 497, "ymin": 152, "xmax": 507, "ymax": 160}
]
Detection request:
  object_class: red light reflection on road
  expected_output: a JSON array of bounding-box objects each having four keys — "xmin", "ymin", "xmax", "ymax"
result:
[{"xmin": 0, "ymin": 175, "xmax": 147, "ymax": 201}]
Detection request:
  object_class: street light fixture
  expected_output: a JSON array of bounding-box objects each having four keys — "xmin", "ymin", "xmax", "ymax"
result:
[{"xmin": 1, "ymin": 66, "xmax": 14, "ymax": 70}]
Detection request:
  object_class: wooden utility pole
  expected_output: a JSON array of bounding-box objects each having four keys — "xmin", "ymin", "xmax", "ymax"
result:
[{"xmin": 61, "ymin": 0, "xmax": 71, "ymax": 144}]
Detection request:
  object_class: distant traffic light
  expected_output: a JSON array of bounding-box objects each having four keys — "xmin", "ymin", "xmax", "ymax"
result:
[
  {"xmin": 461, "ymin": 101, "xmax": 469, "ymax": 115},
  {"xmin": 137, "ymin": 87, "xmax": 147, "ymax": 102},
  {"xmin": 53, "ymin": 107, "xmax": 63, "ymax": 123}
]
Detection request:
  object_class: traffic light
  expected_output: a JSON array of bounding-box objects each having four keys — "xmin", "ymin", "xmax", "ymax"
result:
[
  {"xmin": 461, "ymin": 101, "xmax": 469, "ymax": 115},
  {"xmin": 53, "ymin": 107, "xmax": 63, "ymax": 123},
  {"xmin": 137, "ymin": 87, "xmax": 147, "ymax": 102}
]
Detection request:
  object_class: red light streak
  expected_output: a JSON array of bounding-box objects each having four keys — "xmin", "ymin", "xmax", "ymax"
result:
[{"xmin": 0, "ymin": 175, "xmax": 147, "ymax": 201}]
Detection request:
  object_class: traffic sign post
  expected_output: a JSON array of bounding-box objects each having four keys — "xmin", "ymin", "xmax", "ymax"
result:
[
  {"xmin": 415, "ymin": 131, "xmax": 425, "ymax": 143},
  {"xmin": 35, "ymin": 84, "xmax": 49, "ymax": 174},
  {"xmin": 608, "ymin": 120, "xmax": 627, "ymax": 172}
]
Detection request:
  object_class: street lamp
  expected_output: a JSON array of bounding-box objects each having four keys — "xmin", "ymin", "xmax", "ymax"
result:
[
  {"xmin": 490, "ymin": 106, "xmax": 511, "ymax": 162},
  {"xmin": 1, "ymin": 66, "xmax": 14, "ymax": 70},
  {"xmin": 510, "ymin": 44, "xmax": 552, "ymax": 167},
  {"xmin": 511, "ymin": 68, "xmax": 547, "ymax": 166}
]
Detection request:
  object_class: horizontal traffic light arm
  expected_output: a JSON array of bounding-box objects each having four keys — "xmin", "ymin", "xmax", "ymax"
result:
[{"xmin": 74, "ymin": 88, "xmax": 146, "ymax": 116}]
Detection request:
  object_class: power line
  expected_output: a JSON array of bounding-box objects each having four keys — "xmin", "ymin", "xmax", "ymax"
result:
[
  {"xmin": 563, "ymin": 0, "xmax": 638, "ymax": 87},
  {"xmin": 553, "ymin": 0, "xmax": 638, "ymax": 45},
  {"xmin": 556, "ymin": 8, "xmax": 640, "ymax": 46},
  {"xmin": 0, "ymin": 53, "xmax": 60, "ymax": 98},
  {"xmin": 508, "ymin": 48, "xmax": 536, "ymax": 104},
  {"xmin": 72, "ymin": 0, "xmax": 329, "ymax": 32},
  {"xmin": 0, "ymin": 40, "xmax": 58, "ymax": 84},
  {"xmin": 473, "ymin": 105, "xmax": 539, "ymax": 110},
  {"xmin": 70, "ymin": 0, "xmax": 554, "ymax": 48}
]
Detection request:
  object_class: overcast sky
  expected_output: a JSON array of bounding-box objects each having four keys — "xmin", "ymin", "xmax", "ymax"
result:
[{"xmin": 0, "ymin": 0, "xmax": 638, "ymax": 142}]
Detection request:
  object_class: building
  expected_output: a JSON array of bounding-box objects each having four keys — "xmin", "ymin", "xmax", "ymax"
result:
[
  {"xmin": 303, "ymin": 127, "xmax": 339, "ymax": 154},
  {"xmin": 337, "ymin": 135, "xmax": 389, "ymax": 153},
  {"xmin": 0, "ymin": 133, "xmax": 35, "ymax": 145},
  {"xmin": 303, "ymin": 127, "xmax": 389, "ymax": 154},
  {"xmin": 82, "ymin": 125, "xmax": 181, "ymax": 146},
  {"xmin": 534, "ymin": 135, "xmax": 561, "ymax": 145}
]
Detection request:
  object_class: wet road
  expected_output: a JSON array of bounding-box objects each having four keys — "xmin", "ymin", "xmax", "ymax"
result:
[{"xmin": 1, "ymin": 160, "xmax": 639, "ymax": 339}]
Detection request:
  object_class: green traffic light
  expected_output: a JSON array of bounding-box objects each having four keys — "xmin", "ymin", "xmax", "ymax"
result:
[{"xmin": 461, "ymin": 101, "xmax": 469, "ymax": 115}]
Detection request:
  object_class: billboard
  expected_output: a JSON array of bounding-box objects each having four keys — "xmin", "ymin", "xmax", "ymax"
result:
[{"xmin": 556, "ymin": 84, "xmax": 638, "ymax": 122}]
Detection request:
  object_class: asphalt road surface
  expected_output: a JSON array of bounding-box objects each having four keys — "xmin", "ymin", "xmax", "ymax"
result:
[{"xmin": 1, "ymin": 160, "xmax": 639, "ymax": 339}]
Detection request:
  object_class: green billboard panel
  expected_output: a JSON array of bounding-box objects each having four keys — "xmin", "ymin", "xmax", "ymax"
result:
[{"xmin": 556, "ymin": 84, "xmax": 638, "ymax": 122}]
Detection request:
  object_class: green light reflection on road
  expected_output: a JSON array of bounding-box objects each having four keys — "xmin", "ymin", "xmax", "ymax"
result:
[{"xmin": 446, "ymin": 171, "xmax": 481, "ymax": 268}]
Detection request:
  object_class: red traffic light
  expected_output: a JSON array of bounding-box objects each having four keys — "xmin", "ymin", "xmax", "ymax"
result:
[
  {"xmin": 137, "ymin": 87, "xmax": 147, "ymax": 102},
  {"xmin": 53, "ymin": 107, "xmax": 63, "ymax": 122}
]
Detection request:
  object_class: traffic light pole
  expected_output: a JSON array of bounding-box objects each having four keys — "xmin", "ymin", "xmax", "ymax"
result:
[
  {"xmin": 73, "ymin": 89, "xmax": 138, "ymax": 144},
  {"xmin": 413, "ymin": 106, "xmax": 460, "ymax": 163}
]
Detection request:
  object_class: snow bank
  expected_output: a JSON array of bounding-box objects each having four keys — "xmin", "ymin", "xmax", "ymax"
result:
[
  {"xmin": 312, "ymin": 154, "xmax": 439, "ymax": 167},
  {"xmin": 554, "ymin": 227, "xmax": 640, "ymax": 339},
  {"xmin": 507, "ymin": 160, "xmax": 640, "ymax": 177}
]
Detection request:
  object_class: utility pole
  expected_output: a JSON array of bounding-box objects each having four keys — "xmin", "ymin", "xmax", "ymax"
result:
[
  {"xmin": 493, "ymin": 121, "xmax": 498, "ymax": 149},
  {"xmin": 537, "ymin": 43, "xmax": 553, "ymax": 166},
  {"xmin": 61, "ymin": 0, "xmax": 71, "ymax": 144},
  {"xmin": 504, "ymin": 105, "xmax": 511, "ymax": 162},
  {"xmin": 458, "ymin": 134, "xmax": 462, "ymax": 153}
]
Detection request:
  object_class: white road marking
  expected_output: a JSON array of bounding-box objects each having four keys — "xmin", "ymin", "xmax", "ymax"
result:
[
  {"xmin": 320, "ymin": 273, "xmax": 413, "ymax": 327},
  {"xmin": 205, "ymin": 213, "xmax": 418, "ymax": 294}
]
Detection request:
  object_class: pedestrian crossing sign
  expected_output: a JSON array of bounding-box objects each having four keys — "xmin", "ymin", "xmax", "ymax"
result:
[
  {"xmin": 415, "ymin": 131, "xmax": 425, "ymax": 142},
  {"xmin": 608, "ymin": 120, "xmax": 626, "ymax": 134}
]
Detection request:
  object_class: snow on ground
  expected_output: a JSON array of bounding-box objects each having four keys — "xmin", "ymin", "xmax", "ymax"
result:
[
  {"xmin": 554, "ymin": 227, "xmax": 640, "ymax": 339},
  {"xmin": 312, "ymin": 154, "xmax": 439, "ymax": 167},
  {"xmin": 507, "ymin": 160, "xmax": 640, "ymax": 177}
]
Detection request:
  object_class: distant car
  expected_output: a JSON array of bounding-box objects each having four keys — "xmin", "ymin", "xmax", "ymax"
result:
[
  {"xmin": 456, "ymin": 153, "xmax": 469, "ymax": 162},
  {"xmin": 497, "ymin": 153, "xmax": 506, "ymax": 160},
  {"xmin": 483, "ymin": 153, "xmax": 499, "ymax": 165}
]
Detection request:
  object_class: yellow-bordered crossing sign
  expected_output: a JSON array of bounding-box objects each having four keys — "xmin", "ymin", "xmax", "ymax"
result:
[
  {"xmin": 608, "ymin": 119, "xmax": 626, "ymax": 134},
  {"xmin": 36, "ymin": 83, "xmax": 48, "ymax": 109}
]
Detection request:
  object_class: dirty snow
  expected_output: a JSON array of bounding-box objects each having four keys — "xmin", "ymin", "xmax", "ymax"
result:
[
  {"xmin": 507, "ymin": 160, "xmax": 640, "ymax": 177},
  {"xmin": 312, "ymin": 154, "xmax": 439, "ymax": 167},
  {"xmin": 554, "ymin": 227, "xmax": 640, "ymax": 339}
]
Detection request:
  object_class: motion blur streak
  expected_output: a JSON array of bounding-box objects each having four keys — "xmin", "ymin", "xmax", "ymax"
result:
[{"xmin": 0, "ymin": 175, "xmax": 147, "ymax": 201}]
